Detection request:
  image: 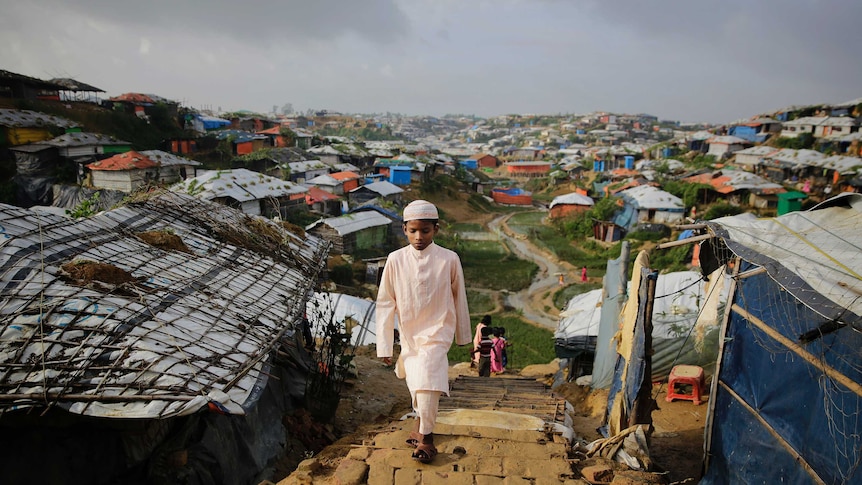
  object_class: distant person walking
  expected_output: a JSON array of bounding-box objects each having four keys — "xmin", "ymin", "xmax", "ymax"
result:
[
  {"xmin": 472, "ymin": 326, "xmax": 494, "ymax": 377},
  {"xmin": 472, "ymin": 315, "xmax": 491, "ymax": 367},
  {"xmin": 376, "ymin": 200, "xmax": 472, "ymax": 464},
  {"xmin": 581, "ymin": 266, "xmax": 588, "ymax": 283},
  {"xmin": 491, "ymin": 327, "xmax": 506, "ymax": 374}
]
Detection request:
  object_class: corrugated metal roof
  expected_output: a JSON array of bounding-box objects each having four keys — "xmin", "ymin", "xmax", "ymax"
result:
[
  {"xmin": 45, "ymin": 132, "xmax": 131, "ymax": 147},
  {"xmin": 307, "ymin": 145, "xmax": 342, "ymax": 155},
  {"xmin": 0, "ymin": 108, "xmax": 77, "ymax": 129},
  {"xmin": 765, "ymin": 148, "xmax": 825, "ymax": 166},
  {"xmin": 815, "ymin": 155, "xmax": 862, "ymax": 175},
  {"xmin": 173, "ymin": 168, "xmax": 307, "ymax": 202},
  {"xmin": 87, "ymin": 150, "xmax": 158, "ymax": 171},
  {"xmin": 48, "ymin": 77, "xmax": 104, "ymax": 92},
  {"xmin": 307, "ymin": 211, "xmax": 392, "ymax": 236},
  {"xmin": 305, "ymin": 174, "xmax": 338, "ymax": 187},
  {"xmin": 350, "ymin": 180, "xmax": 404, "ymax": 197},
  {"xmin": 684, "ymin": 170, "xmax": 785, "ymax": 194},
  {"xmin": 707, "ymin": 135, "xmax": 748, "ymax": 145},
  {"xmin": 140, "ymin": 149, "xmax": 202, "ymax": 167},
  {"xmin": 213, "ymin": 130, "xmax": 267, "ymax": 143},
  {"xmin": 287, "ymin": 160, "xmax": 327, "ymax": 172},
  {"xmin": 734, "ymin": 146, "xmax": 779, "ymax": 156},
  {"xmin": 0, "ymin": 191, "xmax": 329, "ymax": 418}
]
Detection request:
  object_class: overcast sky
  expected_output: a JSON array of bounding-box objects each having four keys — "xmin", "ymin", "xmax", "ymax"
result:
[{"xmin": 2, "ymin": 0, "xmax": 860, "ymax": 123}]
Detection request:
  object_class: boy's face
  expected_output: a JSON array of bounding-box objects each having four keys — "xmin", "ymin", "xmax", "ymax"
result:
[{"xmin": 403, "ymin": 220, "xmax": 438, "ymax": 251}]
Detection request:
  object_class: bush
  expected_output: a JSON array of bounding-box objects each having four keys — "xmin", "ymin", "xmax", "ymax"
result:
[
  {"xmin": 774, "ymin": 133, "xmax": 814, "ymax": 150},
  {"xmin": 703, "ymin": 203, "xmax": 744, "ymax": 220},
  {"xmin": 329, "ymin": 264, "xmax": 354, "ymax": 286}
]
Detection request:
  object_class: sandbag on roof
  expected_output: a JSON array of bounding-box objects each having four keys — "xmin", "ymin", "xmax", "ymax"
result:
[{"xmin": 0, "ymin": 190, "xmax": 329, "ymax": 419}]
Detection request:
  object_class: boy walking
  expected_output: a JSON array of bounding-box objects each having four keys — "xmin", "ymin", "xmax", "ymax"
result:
[
  {"xmin": 376, "ymin": 200, "xmax": 472, "ymax": 464},
  {"xmin": 473, "ymin": 326, "xmax": 494, "ymax": 377}
]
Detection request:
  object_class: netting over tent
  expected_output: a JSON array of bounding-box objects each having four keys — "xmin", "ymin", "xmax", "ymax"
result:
[
  {"xmin": 0, "ymin": 191, "xmax": 329, "ymax": 419},
  {"xmin": 700, "ymin": 192, "xmax": 862, "ymax": 484}
]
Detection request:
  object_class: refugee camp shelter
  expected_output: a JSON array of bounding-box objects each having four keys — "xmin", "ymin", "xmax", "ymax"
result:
[
  {"xmin": 556, "ymin": 266, "xmax": 729, "ymax": 388},
  {"xmin": 698, "ymin": 193, "xmax": 862, "ymax": 484},
  {"xmin": 306, "ymin": 292, "xmax": 377, "ymax": 347},
  {"xmin": 172, "ymin": 168, "xmax": 308, "ymax": 218},
  {"xmin": 548, "ymin": 192, "xmax": 594, "ymax": 219},
  {"xmin": 613, "ymin": 185, "xmax": 685, "ymax": 231},
  {"xmin": 0, "ymin": 191, "xmax": 330, "ymax": 485},
  {"xmin": 86, "ymin": 150, "xmax": 160, "ymax": 192},
  {"xmin": 306, "ymin": 210, "xmax": 392, "ymax": 254}
]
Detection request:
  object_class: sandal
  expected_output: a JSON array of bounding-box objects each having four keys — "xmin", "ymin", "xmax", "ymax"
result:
[
  {"xmin": 412, "ymin": 434, "xmax": 437, "ymax": 464},
  {"xmin": 406, "ymin": 431, "xmax": 422, "ymax": 448}
]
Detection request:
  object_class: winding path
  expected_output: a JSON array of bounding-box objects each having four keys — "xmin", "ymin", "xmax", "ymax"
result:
[{"xmin": 486, "ymin": 213, "xmax": 576, "ymax": 329}]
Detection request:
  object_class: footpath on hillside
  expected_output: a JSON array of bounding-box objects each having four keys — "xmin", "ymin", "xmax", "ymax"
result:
[{"xmin": 488, "ymin": 212, "xmax": 578, "ymax": 329}]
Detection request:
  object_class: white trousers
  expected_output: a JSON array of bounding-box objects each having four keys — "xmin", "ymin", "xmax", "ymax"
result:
[{"xmin": 414, "ymin": 390, "xmax": 441, "ymax": 435}]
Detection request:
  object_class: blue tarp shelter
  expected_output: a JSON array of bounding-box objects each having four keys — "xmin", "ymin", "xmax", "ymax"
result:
[{"xmin": 699, "ymin": 193, "xmax": 862, "ymax": 484}]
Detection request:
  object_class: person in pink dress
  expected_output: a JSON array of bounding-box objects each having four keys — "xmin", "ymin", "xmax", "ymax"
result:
[
  {"xmin": 490, "ymin": 327, "xmax": 505, "ymax": 374},
  {"xmin": 581, "ymin": 265, "xmax": 588, "ymax": 283}
]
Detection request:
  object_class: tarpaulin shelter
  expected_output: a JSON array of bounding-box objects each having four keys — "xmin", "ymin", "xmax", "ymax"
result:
[
  {"xmin": 306, "ymin": 292, "xmax": 378, "ymax": 347},
  {"xmin": 556, "ymin": 248, "xmax": 729, "ymax": 389},
  {"xmin": 698, "ymin": 192, "xmax": 862, "ymax": 484},
  {"xmin": 0, "ymin": 191, "xmax": 330, "ymax": 484}
]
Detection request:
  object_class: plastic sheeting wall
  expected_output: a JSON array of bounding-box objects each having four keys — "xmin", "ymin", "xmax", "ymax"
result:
[{"xmin": 701, "ymin": 263, "xmax": 862, "ymax": 485}]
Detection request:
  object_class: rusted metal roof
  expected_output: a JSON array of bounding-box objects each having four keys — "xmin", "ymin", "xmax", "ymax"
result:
[
  {"xmin": 86, "ymin": 150, "xmax": 158, "ymax": 171},
  {"xmin": 330, "ymin": 171, "xmax": 359, "ymax": 181}
]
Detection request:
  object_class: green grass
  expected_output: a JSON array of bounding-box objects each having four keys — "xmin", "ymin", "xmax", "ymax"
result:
[
  {"xmin": 553, "ymin": 283, "xmax": 603, "ymax": 310},
  {"xmin": 506, "ymin": 211, "xmax": 546, "ymax": 235},
  {"xmin": 466, "ymin": 290, "xmax": 495, "ymax": 314},
  {"xmin": 460, "ymin": 240, "xmax": 538, "ymax": 291},
  {"xmin": 448, "ymin": 313, "xmax": 556, "ymax": 370},
  {"xmin": 450, "ymin": 222, "xmax": 483, "ymax": 232}
]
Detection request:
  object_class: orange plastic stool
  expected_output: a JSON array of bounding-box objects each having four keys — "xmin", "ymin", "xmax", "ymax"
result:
[{"xmin": 666, "ymin": 365, "xmax": 705, "ymax": 405}]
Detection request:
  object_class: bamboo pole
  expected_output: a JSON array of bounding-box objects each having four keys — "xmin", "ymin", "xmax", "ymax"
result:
[{"xmin": 654, "ymin": 234, "xmax": 713, "ymax": 249}]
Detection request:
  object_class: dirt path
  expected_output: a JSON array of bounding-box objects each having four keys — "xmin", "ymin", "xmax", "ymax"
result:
[{"xmin": 487, "ymin": 213, "xmax": 576, "ymax": 329}]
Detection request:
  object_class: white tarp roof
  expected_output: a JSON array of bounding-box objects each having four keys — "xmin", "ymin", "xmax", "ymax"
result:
[
  {"xmin": 556, "ymin": 270, "xmax": 730, "ymax": 341},
  {"xmin": 549, "ymin": 192, "xmax": 595, "ymax": 208},
  {"xmin": 0, "ymin": 191, "xmax": 329, "ymax": 418},
  {"xmin": 173, "ymin": 168, "xmax": 306, "ymax": 202},
  {"xmin": 708, "ymin": 192, "xmax": 862, "ymax": 325},
  {"xmin": 618, "ymin": 185, "xmax": 684, "ymax": 211},
  {"xmin": 813, "ymin": 155, "xmax": 862, "ymax": 175},
  {"xmin": 306, "ymin": 292, "xmax": 378, "ymax": 346},
  {"xmin": 306, "ymin": 211, "xmax": 392, "ymax": 236},
  {"xmin": 350, "ymin": 180, "xmax": 403, "ymax": 197}
]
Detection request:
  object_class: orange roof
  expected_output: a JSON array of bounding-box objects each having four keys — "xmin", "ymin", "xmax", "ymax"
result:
[
  {"xmin": 108, "ymin": 93, "xmax": 155, "ymax": 104},
  {"xmin": 610, "ymin": 168, "xmax": 640, "ymax": 178},
  {"xmin": 683, "ymin": 173, "xmax": 737, "ymax": 194},
  {"xmin": 305, "ymin": 186, "xmax": 341, "ymax": 203},
  {"xmin": 257, "ymin": 126, "xmax": 282, "ymax": 135},
  {"xmin": 330, "ymin": 171, "xmax": 359, "ymax": 181},
  {"xmin": 86, "ymin": 150, "xmax": 158, "ymax": 171}
]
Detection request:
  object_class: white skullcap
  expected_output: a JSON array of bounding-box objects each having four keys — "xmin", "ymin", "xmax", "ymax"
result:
[{"xmin": 402, "ymin": 200, "xmax": 439, "ymax": 221}]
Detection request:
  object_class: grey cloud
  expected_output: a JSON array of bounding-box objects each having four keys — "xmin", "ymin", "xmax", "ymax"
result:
[{"xmin": 30, "ymin": 0, "xmax": 411, "ymax": 45}]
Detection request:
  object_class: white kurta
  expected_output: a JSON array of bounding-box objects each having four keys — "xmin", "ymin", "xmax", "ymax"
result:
[{"xmin": 376, "ymin": 242, "xmax": 472, "ymax": 396}]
